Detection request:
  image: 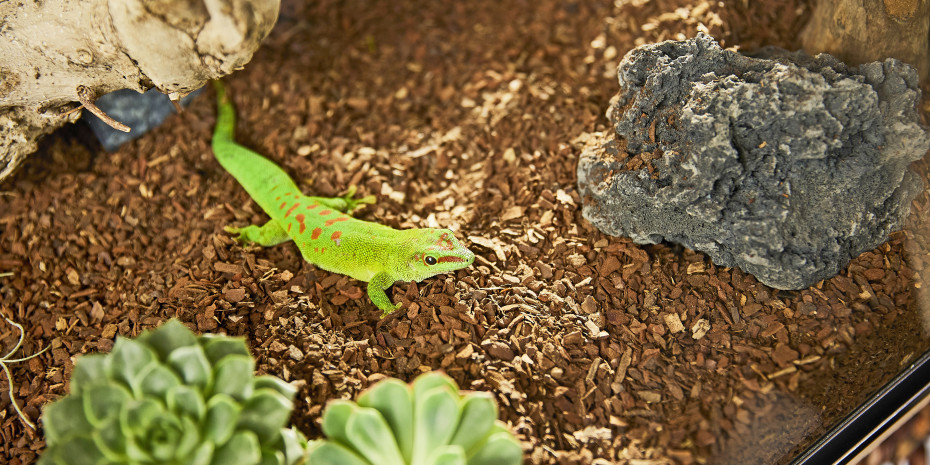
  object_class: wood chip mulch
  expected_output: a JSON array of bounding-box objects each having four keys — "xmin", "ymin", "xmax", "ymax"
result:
[{"xmin": 1, "ymin": 1, "xmax": 928, "ymax": 464}]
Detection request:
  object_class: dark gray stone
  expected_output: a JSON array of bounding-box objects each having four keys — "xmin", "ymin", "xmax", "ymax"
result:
[
  {"xmin": 577, "ymin": 33, "xmax": 930, "ymax": 290},
  {"xmin": 84, "ymin": 87, "xmax": 203, "ymax": 152}
]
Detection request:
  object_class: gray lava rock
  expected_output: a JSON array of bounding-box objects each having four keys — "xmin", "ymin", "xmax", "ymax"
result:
[{"xmin": 577, "ymin": 33, "xmax": 930, "ymax": 290}]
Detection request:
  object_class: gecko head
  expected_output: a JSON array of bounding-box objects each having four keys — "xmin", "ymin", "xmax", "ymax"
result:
[{"xmin": 396, "ymin": 228, "xmax": 475, "ymax": 282}]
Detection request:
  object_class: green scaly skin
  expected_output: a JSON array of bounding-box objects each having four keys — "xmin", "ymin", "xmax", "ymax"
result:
[{"xmin": 211, "ymin": 81, "xmax": 475, "ymax": 316}]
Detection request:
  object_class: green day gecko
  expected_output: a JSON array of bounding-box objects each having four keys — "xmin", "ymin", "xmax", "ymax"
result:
[{"xmin": 211, "ymin": 81, "xmax": 475, "ymax": 316}]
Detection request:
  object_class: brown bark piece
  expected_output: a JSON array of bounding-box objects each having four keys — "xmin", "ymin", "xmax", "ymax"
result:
[
  {"xmin": 2, "ymin": 1, "xmax": 929, "ymax": 464},
  {"xmin": 800, "ymin": 0, "xmax": 929, "ymax": 80}
]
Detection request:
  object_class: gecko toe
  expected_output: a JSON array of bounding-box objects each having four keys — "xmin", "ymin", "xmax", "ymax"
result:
[
  {"xmin": 222, "ymin": 225, "xmax": 250, "ymax": 244},
  {"xmin": 379, "ymin": 302, "xmax": 403, "ymax": 318}
]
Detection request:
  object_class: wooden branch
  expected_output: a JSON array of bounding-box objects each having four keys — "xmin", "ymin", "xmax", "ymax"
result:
[{"xmin": 0, "ymin": 0, "xmax": 281, "ymax": 183}]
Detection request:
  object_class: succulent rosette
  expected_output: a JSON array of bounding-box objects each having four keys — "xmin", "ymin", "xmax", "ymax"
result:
[
  {"xmin": 39, "ymin": 320, "xmax": 307, "ymax": 465},
  {"xmin": 308, "ymin": 372, "xmax": 522, "ymax": 465}
]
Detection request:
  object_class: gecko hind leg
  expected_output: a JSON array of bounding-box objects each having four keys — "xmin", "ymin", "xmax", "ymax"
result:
[
  {"xmin": 224, "ymin": 220, "xmax": 291, "ymax": 246},
  {"xmin": 340, "ymin": 185, "xmax": 376, "ymax": 213},
  {"xmin": 306, "ymin": 185, "xmax": 376, "ymax": 215}
]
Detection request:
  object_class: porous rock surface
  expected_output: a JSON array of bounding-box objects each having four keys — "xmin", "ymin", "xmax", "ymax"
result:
[{"xmin": 577, "ymin": 33, "xmax": 930, "ymax": 289}]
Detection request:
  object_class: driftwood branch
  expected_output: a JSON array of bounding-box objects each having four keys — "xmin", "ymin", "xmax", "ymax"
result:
[{"xmin": 0, "ymin": 0, "xmax": 280, "ymax": 183}]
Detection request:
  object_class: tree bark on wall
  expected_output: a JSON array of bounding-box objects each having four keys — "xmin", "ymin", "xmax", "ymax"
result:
[
  {"xmin": 800, "ymin": 0, "xmax": 929, "ymax": 81},
  {"xmin": 0, "ymin": 0, "xmax": 280, "ymax": 183}
]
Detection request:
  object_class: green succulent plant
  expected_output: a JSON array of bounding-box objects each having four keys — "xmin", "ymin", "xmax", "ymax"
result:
[
  {"xmin": 308, "ymin": 372, "xmax": 523, "ymax": 465},
  {"xmin": 39, "ymin": 319, "xmax": 307, "ymax": 465}
]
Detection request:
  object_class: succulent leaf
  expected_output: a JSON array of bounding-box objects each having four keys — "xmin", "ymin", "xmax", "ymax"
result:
[
  {"xmin": 211, "ymin": 430, "xmax": 261, "ymax": 465},
  {"xmin": 426, "ymin": 446, "xmax": 467, "ymax": 465},
  {"xmin": 259, "ymin": 449, "xmax": 288, "ymax": 465},
  {"xmin": 202, "ymin": 336, "xmax": 251, "ymax": 364},
  {"xmin": 183, "ymin": 443, "xmax": 215, "ymax": 465},
  {"xmin": 212, "ymin": 354, "xmax": 255, "ymax": 399},
  {"xmin": 175, "ymin": 414, "xmax": 205, "ymax": 457},
  {"xmin": 237, "ymin": 388, "xmax": 294, "ymax": 443},
  {"xmin": 121, "ymin": 398, "xmax": 163, "ymax": 439},
  {"xmin": 140, "ymin": 319, "xmax": 199, "ymax": 360},
  {"xmin": 82, "ymin": 383, "xmax": 131, "ymax": 426},
  {"xmin": 466, "ymin": 429, "xmax": 523, "ymax": 465},
  {"xmin": 43, "ymin": 396, "xmax": 91, "ymax": 442},
  {"xmin": 320, "ymin": 400, "xmax": 356, "ymax": 446},
  {"xmin": 357, "ymin": 379, "xmax": 413, "ymax": 461},
  {"xmin": 310, "ymin": 373, "xmax": 522, "ymax": 465},
  {"xmin": 139, "ymin": 363, "xmax": 183, "ymax": 398},
  {"xmin": 411, "ymin": 386, "xmax": 460, "ymax": 464},
  {"xmin": 40, "ymin": 319, "xmax": 308, "ymax": 465},
  {"xmin": 280, "ymin": 427, "xmax": 309, "ymax": 464},
  {"xmin": 56, "ymin": 436, "xmax": 107, "ymax": 465},
  {"xmin": 147, "ymin": 416, "xmax": 186, "ymax": 461},
  {"xmin": 107, "ymin": 338, "xmax": 157, "ymax": 393},
  {"xmin": 255, "ymin": 374, "xmax": 298, "ymax": 399},
  {"xmin": 167, "ymin": 384, "xmax": 207, "ymax": 420},
  {"xmin": 449, "ymin": 393, "xmax": 496, "ymax": 453},
  {"xmin": 92, "ymin": 417, "xmax": 128, "ymax": 460},
  {"xmin": 69, "ymin": 355, "xmax": 107, "ymax": 395},
  {"xmin": 345, "ymin": 407, "xmax": 406, "ymax": 465},
  {"xmin": 204, "ymin": 394, "xmax": 241, "ymax": 444},
  {"xmin": 306, "ymin": 441, "xmax": 370, "ymax": 465},
  {"xmin": 167, "ymin": 345, "xmax": 212, "ymax": 388},
  {"xmin": 125, "ymin": 433, "xmax": 153, "ymax": 462},
  {"xmin": 411, "ymin": 372, "xmax": 458, "ymax": 399}
]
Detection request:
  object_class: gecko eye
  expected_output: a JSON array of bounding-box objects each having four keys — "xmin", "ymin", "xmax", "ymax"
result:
[{"xmin": 424, "ymin": 255, "xmax": 438, "ymax": 266}]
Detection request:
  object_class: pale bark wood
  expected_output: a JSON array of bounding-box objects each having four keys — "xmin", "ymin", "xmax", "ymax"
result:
[
  {"xmin": 800, "ymin": 0, "xmax": 929, "ymax": 81},
  {"xmin": 0, "ymin": 0, "xmax": 280, "ymax": 183}
]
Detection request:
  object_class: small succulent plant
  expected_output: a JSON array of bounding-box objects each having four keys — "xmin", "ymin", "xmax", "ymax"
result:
[
  {"xmin": 308, "ymin": 372, "xmax": 522, "ymax": 465},
  {"xmin": 39, "ymin": 319, "xmax": 307, "ymax": 465}
]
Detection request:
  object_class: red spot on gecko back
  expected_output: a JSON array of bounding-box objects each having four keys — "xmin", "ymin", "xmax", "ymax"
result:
[
  {"xmin": 325, "ymin": 217, "xmax": 349, "ymax": 227},
  {"xmin": 295, "ymin": 214, "xmax": 306, "ymax": 234},
  {"xmin": 311, "ymin": 227, "xmax": 322, "ymax": 240},
  {"xmin": 435, "ymin": 232, "xmax": 454, "ymax": 250},
  {"xmin": 279, "ymin": 201, "xmax": 287, "ymax": 210},
  {"xmin": 319, "ymin": 209, "xmax": 332, "ymax": 216},
  {"xmin": 306, "ymin": 204, "xmax": 318, "ymax": 210},
  {"xmin": 330, "ymin": 231, "xmax": 342, "ymax": 243},
  {"xmin": 287, "ymin": 223, "xmax": 292, "ymax": 232},
  {"xmin": 438, "ymin": 256, "xmax": 464, "ymax": 263},
  {"xmin": 284, "ymin": 203, "xmax": 301, "ymax": 218}
]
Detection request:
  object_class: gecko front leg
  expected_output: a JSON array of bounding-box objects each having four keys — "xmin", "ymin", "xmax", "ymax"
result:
[{"xmin": 368, "ymin": 271, "xmax": 402, "ymax": 316}]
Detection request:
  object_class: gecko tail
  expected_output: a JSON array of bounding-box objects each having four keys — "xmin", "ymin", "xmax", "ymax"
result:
[
  {"xmin": 211, "ymin": 80, "xmax": 301, "ymax": 213},
  {"xmin": 212, "ymin": 80, "xmax": 236, "ymax": 144}
]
